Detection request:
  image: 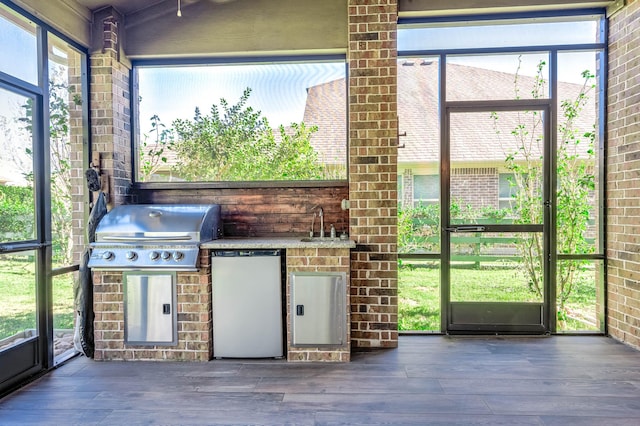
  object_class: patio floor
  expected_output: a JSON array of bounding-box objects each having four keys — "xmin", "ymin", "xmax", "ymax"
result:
[{"xmin": 1, "ymin": 335, "xmax": 640, "ymax": 425}]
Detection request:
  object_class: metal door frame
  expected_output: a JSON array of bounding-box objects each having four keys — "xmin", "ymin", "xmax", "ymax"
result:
[{"xmin": 441, "ymin": 100, "xmax": 553, "ymax": 334}]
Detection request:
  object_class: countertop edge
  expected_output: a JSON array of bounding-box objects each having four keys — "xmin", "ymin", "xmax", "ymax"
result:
[{"xmin": 201, "ymin": 237, "xmax": 356, "ymax": 249}]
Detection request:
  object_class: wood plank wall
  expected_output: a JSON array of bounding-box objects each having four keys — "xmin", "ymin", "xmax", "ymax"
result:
[{"xmin": 133, "ymin": 186, "xmax": 350, "ymax": 238}]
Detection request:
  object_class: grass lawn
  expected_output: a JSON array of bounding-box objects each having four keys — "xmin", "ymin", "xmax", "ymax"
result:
[
  {"xmin": 399, "ymin": 260, "xmax": 599, "ymax": 332},
  {"xmin": 0, "ymin": 257, "xmax": 75, "ymax": 341}
]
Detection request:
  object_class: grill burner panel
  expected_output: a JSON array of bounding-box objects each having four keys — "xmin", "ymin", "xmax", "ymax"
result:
[
  {"xmin": 90, "ymin": 244, "xmax": 200, "ymax": 271},
  {"xmin": 88, "ymin": 204, "xmax": 221, "ymax": 271}
]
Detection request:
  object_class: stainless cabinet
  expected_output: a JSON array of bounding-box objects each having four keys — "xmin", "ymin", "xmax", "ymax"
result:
[
  {"xmin": 124, "ymin": 272, "xmax": 177, "ymax": 345},
  {"xmin": 291, "ymin": 272, "xmax": 346, "ymax": 346}
]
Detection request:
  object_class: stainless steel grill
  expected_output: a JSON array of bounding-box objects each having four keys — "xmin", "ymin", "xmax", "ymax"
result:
[{"xmin": 88, "ymin": 204, "xmax": 222, "ymax": 271}]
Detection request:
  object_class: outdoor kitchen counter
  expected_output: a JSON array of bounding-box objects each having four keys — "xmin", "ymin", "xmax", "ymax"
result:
[
  {"xmin": 201, "ymin": 236, "xmax": 356, "ymax": 249},
  {"xmin": 202, "ymin": 236, "xmax": 354, "ymax": 362}
]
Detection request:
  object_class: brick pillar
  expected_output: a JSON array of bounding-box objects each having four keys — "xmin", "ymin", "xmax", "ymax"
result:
[
  {"xmin": 606, "ymin": 0, "xmax": 640, "ymax": 350},
  {"xmin": 89, "ymin": 7, "xmax": 131, "ymax": 208},
  {"xmin": 68, "ymin": 50, "xmax": 87, "ymax": 263},
  {"xmin": 348, "ymin": 0, "xmax": 399, "ymax": 349}
]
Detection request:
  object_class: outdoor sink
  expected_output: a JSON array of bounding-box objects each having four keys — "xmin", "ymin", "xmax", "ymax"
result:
[
  {"xmin": 299, "ymin": 237, "xmax": 346, "ymax": 243},
  {"xmin": 300, "ymin": 237, "xmax": 326, "ymax": 242}
]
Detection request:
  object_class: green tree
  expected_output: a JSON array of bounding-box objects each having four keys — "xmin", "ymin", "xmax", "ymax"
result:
[
  {"xmin": 164, "ymin": 88, "xmax": 325, "ymax": 181},
  {"xmin": 18, "ymin": 65, "xmax": 74, "ymax": 264},
  {"xmin": 139, "ymin": 114, "xmax": 174, "ymax": 181},
  {"xmin": 0, "ymin": 185, "xmax": 34, "ymax": 241},
  {"xmin": 492, "ymin": 57, "xmax": 596, "ymax": 323}
]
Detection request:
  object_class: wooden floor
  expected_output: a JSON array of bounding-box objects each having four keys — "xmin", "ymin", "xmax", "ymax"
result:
[{"xmin": 1, "ymin": 335, "xmax": 640, "ymax": 425}]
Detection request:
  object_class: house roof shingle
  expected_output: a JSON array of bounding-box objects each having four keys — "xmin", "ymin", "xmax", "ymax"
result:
[{"xmin": 305, "ymin": 60, "xmax": 596, "ymax": 165}]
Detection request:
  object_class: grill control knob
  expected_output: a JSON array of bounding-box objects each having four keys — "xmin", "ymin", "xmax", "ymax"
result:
[
  {"xmin": 102, "ymin": 251, "xmax": 114, "ymax": 261},
  {"xmin": 161, "ymin": 251, "xmax": 171, "ymax": 260},
  {"xmin": 149, "ymin": 251, "xmax": 160, "ymax": 261},
  {"xmin": 174, "ymin": 251, "xmax": 184, "ymax": 261},
  {"xmin": 125, "ymin": 251, "xmax": 137, "ymax": 261}
]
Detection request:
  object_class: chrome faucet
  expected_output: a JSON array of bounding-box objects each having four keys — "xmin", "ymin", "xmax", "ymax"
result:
[
  {"xmin": 310, "ymin": 212, "xmax": 316, "ymax": 237},
  {"xmin": 318, "ymin": 207, "xmax": 324, "ymax": 238}
]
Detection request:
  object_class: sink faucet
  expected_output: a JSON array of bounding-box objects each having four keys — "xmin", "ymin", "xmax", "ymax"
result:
[
  {"xmin": 310, "ymin": 212, "xmax": 316, "ymax": 237},
  {"xmin": 318, "ymin": 207, "xmax": 324, "ymax": 238},
  {"xmin": 309, "ymin": 206, "xmax": 324, "ymax": 238}
]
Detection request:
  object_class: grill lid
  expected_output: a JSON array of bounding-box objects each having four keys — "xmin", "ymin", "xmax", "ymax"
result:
[
  {"xmin": 94, "ymin": 204, "xmax": 222, "ymax": 243},
  {"xmin": 89, "ymin": 204, "xmax": 222, "ymax": 271}
]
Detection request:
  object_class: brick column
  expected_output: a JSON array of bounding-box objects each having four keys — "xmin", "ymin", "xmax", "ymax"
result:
[
  {"xmin": 68, "ymin": 50, "xmax": 87, "ymax": 263},
  {"xmin": 89, "ymin": 7, "xmax": 131, "ymax": 207},
  {"xmin": 348, "ymin": 0, "xmax": 399, "ymax": 349},
  {"xmin": 606, "ymin": 0, "xmax": 640, "ymax": 350}
]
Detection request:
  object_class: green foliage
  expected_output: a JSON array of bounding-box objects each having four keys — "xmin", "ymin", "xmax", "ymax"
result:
[
  {"xmin": 48, "ymin": 70, "xmax": 74, "ymax": 265},
  {"xmin": 145, "ymin": 88, "xmax": 327, "ymax": 181},
  {"xmin": 139, "ymin": 114, "xmax": 173, "ymax": 181},
  {"xmin": 0, "ymin": 185, "xmax": 34, "ymax": 241},
  {"xmin": 492, "ymin": 56, "xmax": 597, "ymax": 319},
  {"xmin": 10, "ymin": 66, "xmax": 74, "ymax": 264},
  {"xmin": 398, "ymin": 201, "xmax": 512, "ymax": 254},
  {"xmin": 398, "ymin": 202, "xmax": 440, "ymax": 253}
]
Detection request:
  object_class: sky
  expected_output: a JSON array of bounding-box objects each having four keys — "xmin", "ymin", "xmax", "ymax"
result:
[{"xmin": 137, "ymin": 62, "xmax": 346, "ymax": 133}]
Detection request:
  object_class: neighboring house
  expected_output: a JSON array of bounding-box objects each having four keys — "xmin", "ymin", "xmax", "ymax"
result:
[{"xmin": 304, "ymin": 60, "xmax": 597, "ymax": 211}]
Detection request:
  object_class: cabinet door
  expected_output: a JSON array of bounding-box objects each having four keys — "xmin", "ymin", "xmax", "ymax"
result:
[
  {"xmin": 291, "ymin": 272, "xmax": 346, "ymax": 346},
  {"xmin": 124, "ymin": 273, "xmax": 176, "ymax": 345}
]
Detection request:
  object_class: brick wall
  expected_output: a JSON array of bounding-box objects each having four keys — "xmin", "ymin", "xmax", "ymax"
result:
[
  {"xmin": 348, "ymin": 0, "xmax": 399, "ymax": 349},
  {"xmin": 286, "ymin": 248, "xmax": 351, "ymax": 361},
  {"xmin": 451, "ymin": 168, "xmax": 500, "ymax": 211},
  {"xmin": 606, "ymin": 0, "xmax": 640, "ymax": 350},
  {"xmin": 89, "ymin": 8, "xmax": 131, "ymax": 208},
  {"xmin": 68, "ymin": 49, "xmax": 87, "ymax": 264}
]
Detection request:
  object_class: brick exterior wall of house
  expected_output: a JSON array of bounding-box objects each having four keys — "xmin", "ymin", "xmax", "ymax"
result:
[
  {"xmin": 451, "ymin": 168, "xmax": 500, "ymax": 211},
  {"xmin": 347, "ymin": 0, "xmax": 399, "ymax": 349},
  {"xmin": 606, "ymin": 0, "xmax": 640, "ymax": 350}
]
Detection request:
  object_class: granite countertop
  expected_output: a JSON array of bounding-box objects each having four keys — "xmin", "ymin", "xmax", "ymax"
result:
[{"xmin": 201, "ymin": 236, "xmax": 356, "ymax": 249}]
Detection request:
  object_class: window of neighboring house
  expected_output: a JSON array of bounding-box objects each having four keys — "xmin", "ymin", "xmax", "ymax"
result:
[
  {"xmin": 133, "ymin": 58, "xmax": 347, "ymax": 183},
  {"xmin": 414, "ymin": 174, "xmax": 439, "ymax": 206},
  {"xmin": 498, "ymin": 173, "xmax": 516, "ymax": 211}
]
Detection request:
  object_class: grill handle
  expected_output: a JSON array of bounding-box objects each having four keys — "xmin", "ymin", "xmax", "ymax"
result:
[{"xmin": 101, "ymin": 235, "xmax": 193, "ymax": 241}]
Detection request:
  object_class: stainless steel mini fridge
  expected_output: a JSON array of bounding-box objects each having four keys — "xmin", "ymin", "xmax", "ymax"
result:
[{"xmin": 212, "ymin": 250, "xmax": 284, "ymax": 358}]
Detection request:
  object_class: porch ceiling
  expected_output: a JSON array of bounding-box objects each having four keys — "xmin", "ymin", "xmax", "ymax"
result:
[{"xmin": 74, "ymin": 0, "xmax": 234, "ymax": 16}]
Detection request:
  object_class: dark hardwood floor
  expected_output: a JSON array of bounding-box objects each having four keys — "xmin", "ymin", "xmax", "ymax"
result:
[{"xmin": 1, "ymin": 335, "xmax": 640, "ymax": 425}]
